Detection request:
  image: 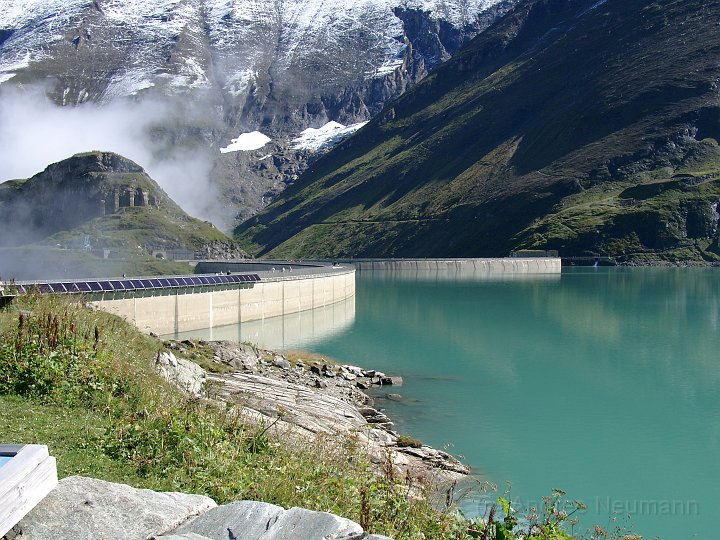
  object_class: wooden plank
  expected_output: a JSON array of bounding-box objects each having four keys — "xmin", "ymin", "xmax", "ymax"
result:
[
  {"xmin": 0, "ymin": 445, "xmax": 48, "ymax": 491},
  {"xmin": 0, "ymin": 444, "xmax": 24, "ymax": 455},
  {"xmin": 0, "ymin": 446, "xmax": 58, "ymax": 538}
]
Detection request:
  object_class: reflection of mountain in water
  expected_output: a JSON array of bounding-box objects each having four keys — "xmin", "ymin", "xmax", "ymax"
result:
[{"xmin": 167, "ymin": 295, "xmax": 355, "ymax": 351}]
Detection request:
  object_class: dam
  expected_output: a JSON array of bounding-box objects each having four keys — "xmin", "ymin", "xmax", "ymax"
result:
[
  {"xmin": 1, "ymin": 262, "xmax": 356, "ymax": 336},
  {"xmin": 0, "ymin": 258, "xmax": 560, "ymax": 336},
  {"xmin": 335, "ymin": 257, "xmax": 561, "ymax": 273}
]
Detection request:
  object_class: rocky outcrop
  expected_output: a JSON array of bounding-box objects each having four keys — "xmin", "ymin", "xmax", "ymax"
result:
[
  {"xmin": 163, "ymin": 340, "xmax": 469, "ymax": 483},
  {"xmin": 193, "ymin": 241, "xmax": 248, "ymax": 260},
  {"xmin": 0, "ymin": 151, "xmax": 235, "ymax": 255},
  {"xmin": 165, "ymin": 501, "xmax": 364, "ymax": 540},
  {"xmin": 8, "ymin": 476, "xmax": 216, "ymax": 540},
  {"xmin": 0, "ymin": 152, "xmax": 165, "ymax": 246},
  {"xmin": 155, "ymin": 351, "xmax": 206, "ymax": 398},
  {"xmin": 9, "ymin": 477, "xmax": 393, "ymax": 540}
]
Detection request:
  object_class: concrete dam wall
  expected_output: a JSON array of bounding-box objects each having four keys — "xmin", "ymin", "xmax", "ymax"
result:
[
  {"xmin": 92, "ymin": 268, "xmax": 356, "ymax": 336},
  {"xmin": 346, "ymin": 258, "xmax": 561, "ymax": 273}
]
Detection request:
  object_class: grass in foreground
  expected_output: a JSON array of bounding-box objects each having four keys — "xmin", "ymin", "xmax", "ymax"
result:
[
  {"xmin": 0, "ymin": 295, "xmax": 638, "ymax": 539},
  {"xmin": 0, "ymin": 295, "xmax": 462, "ymax": 538}
]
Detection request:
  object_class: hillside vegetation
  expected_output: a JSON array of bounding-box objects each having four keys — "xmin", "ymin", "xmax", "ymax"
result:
[
  {"xmin": 0, "ymin": 151, "xmax": 242, "ymax": 279},
  {"xmin": 235, "ymin": 0, "xmax": 720, "ymax": 262}
]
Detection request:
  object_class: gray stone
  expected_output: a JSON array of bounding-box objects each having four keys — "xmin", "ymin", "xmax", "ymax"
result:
[
  {"xmin": 155, "ymin": 351, "xmax": 206, "ymax": 397},
  {"xmin": 156, "ymin": 534, "xmax": 213, "ymax": 540},
  {"xmin": 258, "ymin": 506, "xmax": 362, "ymax": 540},
  {"xmin": 322, "ymin": 364, "xmax": 336, "ymax": 377},
  {"xmin": 358, "ymin": 407, "xmax": 379, "ymax": 418},
  {"xmin": 169, "ymin": 502, "xmax": 364, "ymax": 540},
  {"xmin": 366, "ymin": 535, "xmax": 395, "ymax": 540},
  {"xmin": 381, "ymin": 377, "xmax": 403, "ymax": 386},
  {"xmin": 364, "ymin": 428, "xmax": 397, "ymax": 447},
  {"xmin": 207, "ymin": 372, "xmax": 365, "ymax": 435},
  {"xmin": 273, "ymin": 356, "xmax": 292, "ymax": 370},
  {"xmin": 14, "ymin": 476, "xmax": 216, "ymax": 540},
  {"xmin": 387, "ymin": 393, "xmax": 402, "ymax": 401},
  {"xmin": 342, "ymin": 365, "xmax": 363, "ymax": 376},
  {"xmin": 356, "ymin": 381, "xmax": 369, "ymax": 390},
  {"xmin": 208, "ymin": 341, "xmax": 261, "ymax": 371},
  {"xmin": 170, "ymin": 500, "xmax": 284, "ymax": 540}
]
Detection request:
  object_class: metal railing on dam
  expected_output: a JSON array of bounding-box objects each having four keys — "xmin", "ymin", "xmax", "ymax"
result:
[{"xmin": 1, "ymin": 263, "xmax": 356, "ymax": 336}]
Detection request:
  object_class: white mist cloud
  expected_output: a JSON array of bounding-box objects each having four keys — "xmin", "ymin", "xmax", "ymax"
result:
[{"xmin": 0, "ymin": 85, "xmax": 221, "ymax": 227}]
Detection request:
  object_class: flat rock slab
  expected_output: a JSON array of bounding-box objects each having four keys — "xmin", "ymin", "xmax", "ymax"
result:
[
  {"xmin": 208, "ymin": 372, "xmax": 366, "ymax": 435},
  {"xmin": 156, "ymin": 534, "xmax": 212, "ymax": 540},
  {"xmin": 14, "ymin": 476, "xmax": 216, "ymax": 540},
  {"xmin": 167, "ymin": 501, "xmax": 364, "ymax": 540},
  {"xmin": 169, "ymin": 501, "xmax": 283, "ymax": 540}
]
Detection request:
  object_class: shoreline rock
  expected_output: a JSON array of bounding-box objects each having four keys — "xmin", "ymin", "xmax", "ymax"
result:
[{"xmin": 161, "ymin": 339, "xmax": 469, "ymax": 484}]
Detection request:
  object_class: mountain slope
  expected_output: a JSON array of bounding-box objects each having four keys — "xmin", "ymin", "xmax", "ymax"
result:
[
  {"xmin": 0, "ymin": 0, "xmax": 518, "ymax": 225},
  {"xmin": 234, "ymin": 0, "xmax": 720, "ymax": 262},
  {"xmin": 0, "ymin": 151, "xmax": 232, "ymax": 252}
]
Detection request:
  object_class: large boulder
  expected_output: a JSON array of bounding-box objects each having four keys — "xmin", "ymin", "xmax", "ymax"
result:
[
  {"xmin": 166, "ymin": 501, "xmax": 363, "ymax": 540},
  {"xmin": 12, "ymin": 476, "xmax": 216, "ymax": 539},
  {"xmin": 155, "ymin": 351, "xmax": 206, "ymax": 397}
]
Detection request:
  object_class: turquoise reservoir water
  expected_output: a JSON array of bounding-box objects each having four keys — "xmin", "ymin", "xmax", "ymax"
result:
[
  {"xmin": 0, "ymin": 455, "xmax": 12, "ymax": 468},
  {"xmin": 176, "ymin": 267, "xmax": 719, "ymax": 539}
]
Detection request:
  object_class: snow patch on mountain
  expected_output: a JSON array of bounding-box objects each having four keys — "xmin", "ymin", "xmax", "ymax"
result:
[
  {"xmin": 292, "ymin": 121, "xmax": 368, "ymax": 152},
  {"xmin": 374, "ymin": 59, "xmax": 405, "ymax": 77},
  {"xmin": 221, "ymin": 131, "xmax": 272, "ymax": 153}
]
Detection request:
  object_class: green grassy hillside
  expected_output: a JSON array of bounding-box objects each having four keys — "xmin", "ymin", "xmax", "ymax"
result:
[
  {"xmin": 0, "ymin": 151, "xmax": 241, "ymax": 278},
  {"xmin": 235, "ymin": 0, "xmax": 720, "ymax": 262}
]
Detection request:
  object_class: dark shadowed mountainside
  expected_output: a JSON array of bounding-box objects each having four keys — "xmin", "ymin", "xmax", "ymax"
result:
[{"xmin": 235, "ymin": 0, "xmax": 720, "ymax": 263}]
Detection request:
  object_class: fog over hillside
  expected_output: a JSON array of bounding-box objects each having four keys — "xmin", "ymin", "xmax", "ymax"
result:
[{"xmin": 0, "ymin": 86, "xmax": 223, "ymax": 226}]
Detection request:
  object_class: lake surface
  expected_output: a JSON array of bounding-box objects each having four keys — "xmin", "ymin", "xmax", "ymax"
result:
[{"xmin": 175, "ymin": 267, "xmax": 720, "ymax": 539}]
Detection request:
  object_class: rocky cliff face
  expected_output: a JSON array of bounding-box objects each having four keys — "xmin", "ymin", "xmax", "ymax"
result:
[{"xmin": 0, "ymin": 0, "xmax": 519, "ymax": 225}]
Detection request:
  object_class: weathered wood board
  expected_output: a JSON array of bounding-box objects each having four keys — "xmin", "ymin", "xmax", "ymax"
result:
[{"xmin": 0, "ymin": 444, "xmax": 58, "ymax": 537}]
